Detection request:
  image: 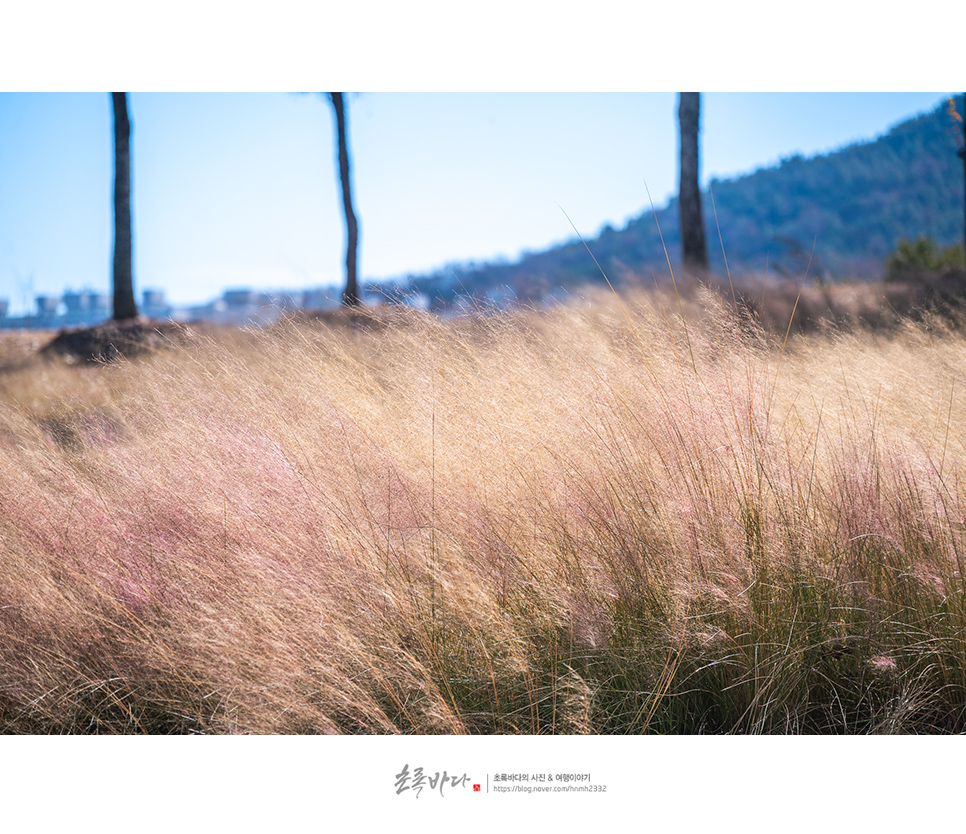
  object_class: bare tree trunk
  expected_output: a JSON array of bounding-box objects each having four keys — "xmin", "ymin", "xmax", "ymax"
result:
[
  {"xmin": 678, "ymin": 92, "xmax": 708, "ymax": 273},
  {"xmin": 329, "ymin": 93, "xmax": 361, "ymax": 307},
  {"xmin": 111, "ymin": 92, "xmax": 138, "ymax": 321},
  {"xmin": 960, "ymin": 94, "xmax": 966, "ymax": 256}
]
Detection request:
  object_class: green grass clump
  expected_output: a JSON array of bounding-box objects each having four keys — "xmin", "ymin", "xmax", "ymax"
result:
[{"xmin": 886, "ymin": 235, "xmax": 966, "ymax": 281}]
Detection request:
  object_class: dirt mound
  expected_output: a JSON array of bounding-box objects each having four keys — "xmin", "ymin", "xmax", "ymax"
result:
[
  {"xmin": 286, "ymin": 304, "xmax": 431, "ymax": 334},
  {"xmin": 39, "ymin": 318, "xmax": 198, "ymax": 364}
]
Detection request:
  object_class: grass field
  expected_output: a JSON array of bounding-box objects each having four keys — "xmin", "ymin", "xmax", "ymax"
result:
[{"xmin": 1, "ymin": 282, "xmax": 965, "ymax": 733}]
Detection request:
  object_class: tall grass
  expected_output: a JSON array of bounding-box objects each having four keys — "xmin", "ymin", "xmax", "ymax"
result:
[{"xmin": 1, "ymin": 288, "xmax": 964, "ymax": 733}]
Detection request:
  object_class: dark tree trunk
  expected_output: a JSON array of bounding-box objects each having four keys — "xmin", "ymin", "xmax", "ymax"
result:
[
  {"xmin": 111, "ymin": 92, "xmax": 138, "ymax": 321},
  {"xmin": 329, "ymin": 93, "xmax": 361, "ymax": 307},
  {"xmin": 678, "ymin": 92, "xmax": 708, "ymax": 273},
  {"xmin": 960, "ymin": 94, "xmax": 966, "ymax": 256}
]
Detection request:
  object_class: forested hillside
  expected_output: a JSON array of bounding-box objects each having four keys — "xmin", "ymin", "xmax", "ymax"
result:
[{"xmin": 407, "ymin": 96, "xmax": 965, "ymax": 308}]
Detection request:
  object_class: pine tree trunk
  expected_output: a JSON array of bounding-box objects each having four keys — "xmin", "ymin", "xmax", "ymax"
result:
[
  {"xmin": 330, "ymin": 93, "xmax": 361, "ymax": 307},
  {"xmin": 111, "ymin": 92, "xmax": 138, "ymax": 321},
  {"xmin": 678, "ymin": 92, "xmax": 708, "ymax": 273}
]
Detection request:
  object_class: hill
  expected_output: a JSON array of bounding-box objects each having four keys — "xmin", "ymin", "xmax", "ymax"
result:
[{"xmin": 402, "ymin": 95, "xmax": 965, "ymax": 309}]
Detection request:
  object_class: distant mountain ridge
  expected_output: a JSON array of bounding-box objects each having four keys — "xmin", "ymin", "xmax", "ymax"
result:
[{"xmin": 404, "ymin": 96, "xmax": 966, "ymax": 309}]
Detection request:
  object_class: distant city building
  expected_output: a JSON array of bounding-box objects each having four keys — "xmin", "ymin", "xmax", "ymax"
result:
[
  {"xmin": 36, "ymin": 295, "xmax": 61, "ymax": 316},
  {"xmin": 302, "ymin": 287, "xmax": 342, "ymax": 311},
  {"xmin": 142, "ymin": 289, "xmax": 171, "ymax": 319},
  {"xmin": 0, "ymin": 279, "xmax": 517, "ymax": 331},
  {"xmin": 62, "ymin": 290, "xmax": 92, "ymax": 314},
  {"xmin": 223, "ymin": 289, "xmax": 258, "ymax": 308},
  {"xmin": 57, "ymin": 289, "xmax": 111, "ymax": 327}
]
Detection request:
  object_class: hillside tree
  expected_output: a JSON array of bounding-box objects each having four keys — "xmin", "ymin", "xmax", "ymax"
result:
[
  {"xmin": 328, "ymin": 93, "xmax": 361, "ymax": 306},
  {"xmin": 678, "ymin": 92, "xmax": 708, "ymax": 272},
  {"xmin": 111, "ymin": 92, "xmax": 138, "ymax": 320}
]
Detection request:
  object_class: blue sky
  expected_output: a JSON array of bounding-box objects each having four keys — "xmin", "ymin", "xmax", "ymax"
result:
[{"xmin": 1, "ymin": 91, "xmax": 957, "ymax": 315}]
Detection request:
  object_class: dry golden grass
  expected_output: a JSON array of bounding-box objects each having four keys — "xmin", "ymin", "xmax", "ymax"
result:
[{"xmin": 1, "ymin": 286, "xmax": 964, "ymax": 733}]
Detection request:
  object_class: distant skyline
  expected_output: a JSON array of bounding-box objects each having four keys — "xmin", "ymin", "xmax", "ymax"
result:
[{"xmin": 1, "ymin": 92, "xmax": 958, "ymax": 316}]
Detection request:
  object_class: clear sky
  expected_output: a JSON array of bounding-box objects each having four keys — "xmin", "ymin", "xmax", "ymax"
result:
[{"xmin": 1, "ymin": 5, "xmax": 959, "ymax": 316}]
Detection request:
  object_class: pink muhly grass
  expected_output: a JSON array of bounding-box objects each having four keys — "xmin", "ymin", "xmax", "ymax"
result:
[{"xmin": 1, "ymin": 289, "xmax": 965, "ymax": 733}]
